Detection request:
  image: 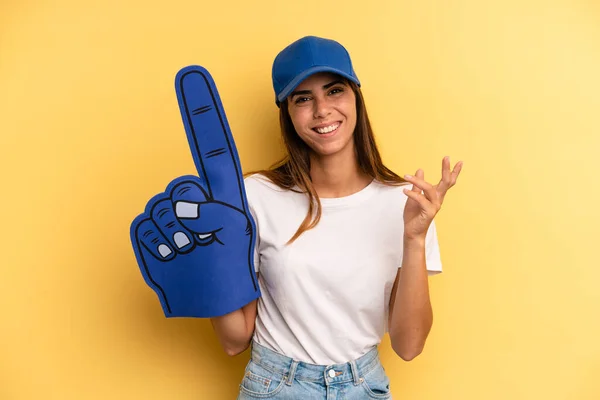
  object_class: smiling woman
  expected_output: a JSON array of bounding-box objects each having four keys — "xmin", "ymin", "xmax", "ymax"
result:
[
  {"xmin": 207, "ymin": 35, "xmax": 463, "ymax": 400},
  {"xmin": 287, "ymin": 75, "xmax": 357, "ymax": 158}
]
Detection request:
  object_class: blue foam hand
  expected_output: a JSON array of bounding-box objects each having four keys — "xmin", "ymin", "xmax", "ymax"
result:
[{"xmin": 130, "ymin": 66, "xmax": 260, "ymax": 318}]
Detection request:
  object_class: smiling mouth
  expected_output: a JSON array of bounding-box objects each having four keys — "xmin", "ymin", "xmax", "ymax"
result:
[{"xmin": 313, "ymin": 122, "xmax": 340, "ymax": 135}]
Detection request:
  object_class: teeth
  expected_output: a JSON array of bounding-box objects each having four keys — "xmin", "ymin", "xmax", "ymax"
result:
[{"xmin": 315, "ymin": 123, "xmax": 339, "ymax": 134}]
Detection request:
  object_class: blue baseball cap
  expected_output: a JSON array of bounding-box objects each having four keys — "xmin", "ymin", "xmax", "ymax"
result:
[{"xmin": 272, "ymin": 36, "xmax": 361, "ymax": 107}]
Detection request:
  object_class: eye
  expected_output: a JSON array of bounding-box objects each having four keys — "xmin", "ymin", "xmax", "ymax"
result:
[
  {"xmin": 328, "ymin": 87, "xmax": 344, "ymax": 95},
  {"xmin": 294, "ymin": 96, "xmax": 311, "ymax": 104}
]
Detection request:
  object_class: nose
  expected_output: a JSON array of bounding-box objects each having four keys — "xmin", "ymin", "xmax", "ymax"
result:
[{"xmin": 313, "ymin": 96, "xmax": 332, "ymax": 119}]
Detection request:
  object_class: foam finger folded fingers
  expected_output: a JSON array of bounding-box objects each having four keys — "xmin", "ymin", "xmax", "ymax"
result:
[
  {"xmin": 136, "ymin": 218, "xmax": 176, "ymax": 260},
  {"xmin": 150, "ymin": 197, "xmax": 195, "ymax": 252}
]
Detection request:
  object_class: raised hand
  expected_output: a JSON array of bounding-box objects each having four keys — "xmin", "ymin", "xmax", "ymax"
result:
[
  {"xmin": 130, "ymin": 66, "xmax": 260, "ymax": 318},
  {"xmin": 402, "ymin": 156, "xmax": 463, "ymax": 240}
]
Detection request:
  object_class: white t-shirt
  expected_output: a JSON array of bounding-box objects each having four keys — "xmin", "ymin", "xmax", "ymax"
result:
[{"xmin": 244, "ymin": 173, "xmax": 442, "ymax": 365}]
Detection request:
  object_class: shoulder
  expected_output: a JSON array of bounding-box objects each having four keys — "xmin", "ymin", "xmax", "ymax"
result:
[
  {"xmin": 370, "ymin": 179, "xmax": 412, "ymax": 203},
  {"xmin": 244, "ymin": 173, "xmax": 286, "ymax": 194},
  {"xmin": 243, "ymin": 173, "xmax": 307, "ymax": 225},
  {"xmin": 243, "ymin": 173, "xmax": 300, "ymax": 208}
]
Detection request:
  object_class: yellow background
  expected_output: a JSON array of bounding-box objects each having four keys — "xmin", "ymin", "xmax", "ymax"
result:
[{"xmin": 2, "ymin": 0, "xmax": 599, "ymax": 398}]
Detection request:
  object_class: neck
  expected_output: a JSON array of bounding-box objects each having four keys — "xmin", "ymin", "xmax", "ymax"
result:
[{"xmin": 309, "ymin": 144, "xmax": 372, "ymax": 198}]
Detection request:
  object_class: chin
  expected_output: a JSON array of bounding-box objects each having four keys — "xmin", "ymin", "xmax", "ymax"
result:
[{"xmin": 311, "ymin": 141, "xmax": 354, "ymax": 158}]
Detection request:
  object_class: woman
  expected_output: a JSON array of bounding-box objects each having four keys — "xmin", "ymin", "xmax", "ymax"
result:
[{"xmin": 210, "ymin": 35, "xmax": 463, "ymax": 399}]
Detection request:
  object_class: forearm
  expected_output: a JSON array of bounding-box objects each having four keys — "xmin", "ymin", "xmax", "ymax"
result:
[
  {"xmin": 210, "ymin": 299, "xmax": 257, "ymax": 356},
  {"xmin": 389, "ymin": 237, "xmax": 433, "ymax": 361}
]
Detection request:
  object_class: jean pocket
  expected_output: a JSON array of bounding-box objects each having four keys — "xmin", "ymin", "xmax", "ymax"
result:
[
  {"xmin": 239, "ymin": 360, "xmax": 287, "ymax": 398},
  {"xmin": 361, "ymin": 363, "xmax": 392, "ymax": 399}
]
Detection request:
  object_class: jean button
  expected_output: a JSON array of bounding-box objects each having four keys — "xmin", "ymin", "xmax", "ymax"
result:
[{"xmin": 328, "ymin": 369, "xmax": 336, "ymax": 378}]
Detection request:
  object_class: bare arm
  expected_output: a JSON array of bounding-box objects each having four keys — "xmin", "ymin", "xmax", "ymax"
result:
[
  {"xmin": 210, "ymin": 274, "xmax": 259, "ymax": 356},
  {"xmin": 388, "ymin": 237, "xmax": 433, "ymax": 361},
  {"xmin": 389, "ymin": 158, "xmax": 462, "ymax": 360}
]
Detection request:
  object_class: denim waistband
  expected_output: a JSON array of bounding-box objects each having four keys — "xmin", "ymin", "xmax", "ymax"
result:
[{"xmin": 249, "ymin": 340, "xmax": 381, "ymax": 385}]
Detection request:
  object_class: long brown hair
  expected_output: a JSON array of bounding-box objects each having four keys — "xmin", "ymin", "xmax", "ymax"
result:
[{"xmin": 246, "ymin": 80, "xmax": 407, "ymax": 243}]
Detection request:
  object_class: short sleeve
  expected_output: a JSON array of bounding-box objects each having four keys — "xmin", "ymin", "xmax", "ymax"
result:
[
  {"xmin": 424, "ymin": 219, "xmax": 443, "ymax": 276},
  {"xmin": 398, "ymin": 219, "xmax": 443, "ymax": 276},
  {"xmin": 244, "ymin": 176, "xmax": 261, "ymax": 274},
  {"xmin": 251, "ymin": 209, "xmax": 260, "ymax": 274}
]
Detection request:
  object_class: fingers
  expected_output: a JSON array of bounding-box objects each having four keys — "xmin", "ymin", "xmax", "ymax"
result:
[
  {"xmin": 441, "ymin": 156, "xmax": 451, "ymax": 187},
  {"xmin": 402, "ymin": 188, "xmax": 437, "ymax": 215},
  {"xmin": 175, "ymin": 66, "xmax": 245, "ymax": 210},
  {"xmin": 142, "ymin": 178, "xmax": 213, "ymax": 253},
  {"xmin": 168, "ymin": 178, "xmax": 218, "ymax": 245},
  {"xmin": 170, "ymin": 177, "xmax": 209, "ymax": 205},
  {"xmin": 169, "ymin": 177, "xmax": 247, "ymax": 244},
  {"xmin": 411, "ymin": 169, "xmax": 423, "ymax": 192},
  {"xmin": 450, "ymin": 159, "xmax": 464, "ymax": 185},
  {"xmin": 174, "ymin": 201, "xmax": 248, "ymax": 241},
  {"xmin": 150, "ymin": 197, "xmax": 195, "ymax": 253},
  {"xmin": 406, "ymin": 157, "xmax": 464, "ymax": 200},
  {"xmin": 133, "ymin": 217, "xmax": 176, "ymax": 261},
  {"xmin": 404, "ymin": 169, "xmax": 440, "ymax": 208},
  {"xmin": 405, "ymin": 170, "xmax": 433, "ymax": 191},
  {"xmin": 439, "ymin": 156, "xmax": 463, "ymax": 192},
  {"xmin": 133, "ymin": 176, "xmax": 242, "ymax": 260}
]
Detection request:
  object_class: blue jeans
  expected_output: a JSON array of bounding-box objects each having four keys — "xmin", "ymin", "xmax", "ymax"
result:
[{"xmin": 237, "ymin": 341, "xmax": 393, "ymax": 399}]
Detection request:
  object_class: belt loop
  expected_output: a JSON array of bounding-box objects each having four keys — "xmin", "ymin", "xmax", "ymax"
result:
[
  {"xmin": 286, "ymin": 360, "xmax": 299, "ymax": 386},
  {"xmin": 350, "ymin": 360, "xmax": 361, "ymax": 386}
]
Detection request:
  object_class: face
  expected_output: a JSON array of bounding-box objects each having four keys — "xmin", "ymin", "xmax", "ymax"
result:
[{"xmin": 286, "ymin": 72, "xmax": 357, "ymax": 158}]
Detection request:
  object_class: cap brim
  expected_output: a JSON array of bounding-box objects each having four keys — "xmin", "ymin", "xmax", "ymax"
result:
[{"xmin": 276, "ymin": 66, "xmax": 360, "ymax": 105}]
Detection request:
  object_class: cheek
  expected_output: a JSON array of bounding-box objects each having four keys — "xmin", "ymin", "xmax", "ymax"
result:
[
  {"xmin": 343, "ymin": 105, "xmax": 357, "ymax": 131},
  {"xmin": 289, "ymin": 110, "xmax": 312, "ymax": 133}
]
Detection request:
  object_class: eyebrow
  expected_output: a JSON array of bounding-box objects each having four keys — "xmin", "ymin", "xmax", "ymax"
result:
[{"xmin": 290, "ymin": 80, "xmax": 346, "ymax": 99}]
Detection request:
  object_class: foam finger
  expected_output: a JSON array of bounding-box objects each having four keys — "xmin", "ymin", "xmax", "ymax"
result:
[{"xmin": 134, "ymin": 218, "xmax": 176, "ymax": 261}]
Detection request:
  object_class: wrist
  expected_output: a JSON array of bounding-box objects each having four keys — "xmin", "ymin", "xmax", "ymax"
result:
[{"xmin": 403, "ymin": 235, "xmax": 426, "ymax": 250}]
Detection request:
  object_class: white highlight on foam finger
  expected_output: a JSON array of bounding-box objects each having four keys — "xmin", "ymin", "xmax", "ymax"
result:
[
  {"xmin": 174, "ymin": 232, "xmax": 190, "ymax": 248},
  {"xmin": 198, "ymin": 233, "xmax": 212, "ymax": 240},
  {"xmin": 175, "ymin": 201, "xmax": 198, "ymax": 218},
  {"xmin": 158, "ymin": 244, "xmax": 172, "ymax": 257}
]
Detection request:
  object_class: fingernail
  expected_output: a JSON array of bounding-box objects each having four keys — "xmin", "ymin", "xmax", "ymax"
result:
[
  {"xmin": 158, "ymin": 244, "xmax": 172, "ymax": 257},
  {"xmin": 175, "ymin": 201, "xmax": 199, "ymax": 218},
  {"xmin": 404, "ymin": 175, "xmax": 412, "ymax": 179},
  {"xmin": 174, "ymin": 232, "xmax": 191, "ymax": 248}
]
